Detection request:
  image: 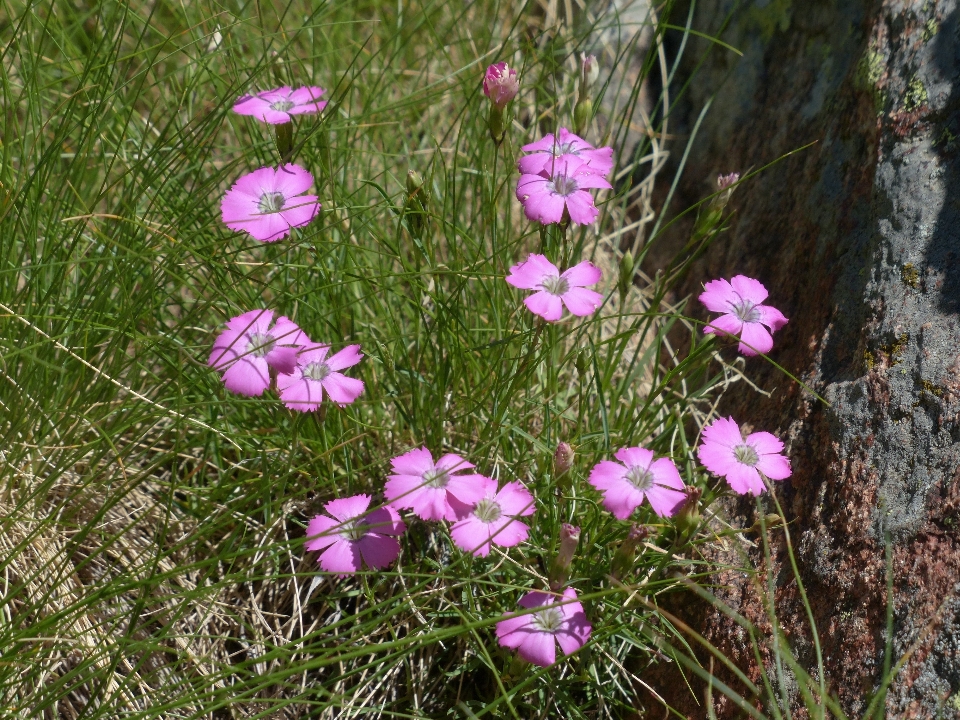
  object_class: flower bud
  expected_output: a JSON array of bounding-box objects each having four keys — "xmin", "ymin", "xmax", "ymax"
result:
[
  {"xmin": 610, "ymin": 524, "xmax": 650, "ymax": 581},
  {"xmin": 717, "ymin": 172, "xmax": 740, "ymax": 190},
  {"xmin": 275, "ymin": 121, "xmax": 294, "ymax": 163},
  {"xmin": 673, "ymin": 486, "xmax": 702, "ymax": 541},
  {"xmin": 575, "ymin": 349, "xmax": 588, "ymax": 378},
  {"xmin": 618, "ymin": 250, "xmax": 634, "ymax": 303},
  {"xmin": 403, "ymin": 169, "xmax": 429, "ymax": 238},
  {"xmin": 549, "ymin": 524, "xmax": 581, "ymax": 591},
  {"xmin": 554, "ymin": 442, "xmax": 574, "ymax": 476},
  {"xmin": 483, "ymin": 62, "xmax": 519, "ymax": 110},
  {"xmin": 580, "ymin": 54, "xmax": 600, "ymax": 94}
]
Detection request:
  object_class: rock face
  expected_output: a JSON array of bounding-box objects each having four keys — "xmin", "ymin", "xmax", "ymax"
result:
[{"xmin": 653, "ymin": 1, "xmax": 960, "ymax": 717}]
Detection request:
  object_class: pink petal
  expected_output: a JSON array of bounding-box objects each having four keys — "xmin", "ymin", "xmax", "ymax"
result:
[
  {"xmin": 697, "ymin": 442, "xmax": 738, "ymax": 478},
  {"xmin": 233, "ymin": 95, "xmax": 271, "ymax": 117},
  {"xmin": 649, "ymin": 457, "xmax": 685, "ymax": 490},
  {"xmin": 304, "ymin": 515, "xmax": 340, "ymax": 551},
  {"xmin": 413, "ymin": 487, "xmax": 456, "ymax": 521},
  {"xmin": 756, "ymin": 452, "xmax": 792, "ymax": 480},
  {"xmin": 278, "ymin": 374, "xmax": 323, "ymax": 411},
  {"xmin": 506, "ymin": 254, "xmax": 559, "ymax": 290},
  {"xmin": 520, "ymin": 133, "xmax": 559, "ymax": 153},
  {"xmin": 738, "ymin": 322, "xmax": 773, "ymax": 356},
  {"xmin": 260, "ymin": 108, "xmax": 294, "ymax": 124},
  {"xmin": 518, "ymin": 590, "xmax": 553, "ymax": 609},
  {"xmin": 496, "ymin": 614, "xmax": 532, "ymax": 644},
  {"xmin": 702, "ymin": 417, "xmax": 744, "ymax": 448},
  {"xmin": 516, "ymin": 176, "xmax": 566, "ymax": 224},
  {"xmin": 325, "ymin": 344, "xmax": 364, "ymax": 371},
  {"xmin": 445, "ymin": 475, "xmax": 489, "ymax": 507},
  {"xmin": 318, "ymin": 540, "xmax": 361, "ymax": 573},
  {"xmin": 324, "ymin": 494, "xmax": 371, "ymax": 522},
  {"xmin": 210, "ymin": 329, "xmax": 244, "ymax": 369},
  {"xmin": 758, "ymin": 304, "xmax": 789, "ymax": 332},
  {"xmin": 297, "ymin": 345, "xmax": 330, "ymax": 365},
  {"xmin": 524, "ymin": 291, "xmax": 564, "ymax": 321},
  {"xmin": 614, "ymin": 446, "xmax": 654, "ymax": 469},
  {"xmin": 364, "ymin": 507, "xmax": 406, "ymax": 536},
  {"xmin": 322, "ymin": 373, "xmax": 364, "ymax": 405},
  {"xmin": 222, "ymin": 357, "xmax": 270, "ymax": 396},
  {"xmin": 257, "ymin": 86, "xmax": 293, "ymax": 102},
  {"xmin": 725, "ymin": 463, "xmax": 765, "ymax": 496},
  {"xmin": 600, "ymin": 482, "xmax": 645, "ymax": 519},
  {"xmin": 288, "ymin": 85, "xmax": 326, "ymax": 106},
  {"xmin": 562, "ymin": 191, "xmax": 600, "ymax": 226},
  {"xmin": 390, "ymin": 447, "xmax": 435, "ymax": 476},
  {"xmin": 699, "ymin": 278, "xmax": 739, "ymax": 313},
  {"xmin": 730, "ymin": 275, "xmax": 769, "ymax": 304},
  {"xmin": 435, "ymin": 453, "xmax": 475, "ymax": 473},
  {"xmin": 571, "ymin": 171, "xmax": 613, "ymax": 190},
  {"xmin": 704, "ymin": 312, "xmax": 743, "ymax": 339},
  {"xmin": 265, "ymin": 346, "xmax": 298, "ymax": 375},
  {"xmin": 451, "ymin": 516, "xmax": 493, "ymax": 557},
  {"xmin": 357, "ymin": 535, "xmax": 401, "ymax": 569},
  {"xmin": 561, "ymin": 261, "xmax": 602, "ymax": 287},
  {"xmin": 645, "ymin": 484, "xmax": 687, "ymax": 517},
  {"xmin": 273, "ymin": 163, "xmax": 315, "ymax": 197},
  {"xmin": 277, "ymin": 196, "xmax": 319, "ymax": 230},
  {"xmin": 382, "ymin": 474, "xmax": 422, "ymax": 506},
  {"xmin": 271, "ymin": 316, "xmax": 310, "ymax": 346},
  {"xmin": 226, "ymin": 308, "xmax": 274, "ymax": 333},
  {"xmin": 494, "ymin": 482, "xmax": 535, "ymax": 516},
  {"xmin": 517, "ymin": 153, "xmax": 551, "ymax": 175},
  {"xmin": 488, "ymin": 517, "xmax": 529, "ymax": 548},
  {"xmin": 561, "ymin": 287, "xmax": 603, "ymax": 316},
  {"xmin": 746, "ymin": 431, "xmax": 784, "ymax": 455},
  {"xmin": 578, "ymin": 146, "xmax": 615, "ymax": 174},
  {"xmin": 518, "ymin": 630, "xmax": 556, "ymax": 667},
  {"xmin": 588, "ymin": 460, "xmax": 628, "ymax": 490}
]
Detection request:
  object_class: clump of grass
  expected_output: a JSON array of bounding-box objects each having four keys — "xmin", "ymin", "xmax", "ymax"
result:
[{"xmin": 0, "ymin": 0, "xmax": 769, "ymax": 717}]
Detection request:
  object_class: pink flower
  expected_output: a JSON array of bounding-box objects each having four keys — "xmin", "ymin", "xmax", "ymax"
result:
[
  {"xmin": 506, "ymin": 254, "xmax": 603, "ymax": 322},
  {"xmin": 699, "ymin": 276, "xmax": 788, "ymax": 356},
  {"xmin": 221, "ymin": 164, "xmax": 321, "ymax": 242},
  {"xmin": 305, "ymin": 494, "xmax": 405, "ymax": 574},
  {"xmin": 697, "ymin": 417, "xmax": 792, "ymax": 496},
  {"xmin": 588, "ymin": 447, "xmax": 687, "ymax": 519},
  {"xmin": 277, "ymin": 344, "xmax": 364, "ymax": 412},
  {"xmin": 209, "ymin": 309, "xmax": 308, "ymax": 396},
  {"xmin": 496, "ymin": 588, "xmax": 592, "ymax": 667},
  {"xmin": 518, "ymin": 128, "xmax": 614, "ymax": 177},
  {"xmin": 516, "ymin": 157, "xmax": 611, "ymax": 226},
  {"xmin": 233, "ymin": 85, "xmax": 327, "ymax": 124},
  {"xmin": 483, "ymin": 62, "xmax": 519, "ymax": 109},
  {"xmin": 383, "ymin": 448, "xmax": 488, "ymax": 521},
  {"xmin": 450, "ymin": 479, "xmax": 535, "ymax": 557}
]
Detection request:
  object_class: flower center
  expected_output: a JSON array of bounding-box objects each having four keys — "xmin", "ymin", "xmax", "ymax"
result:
[
  {"xmin": 270, "ymin": 99, "xmax": 295, "ymax": 112},
  {"xmin": 258, "ymin": 191, "xmax": 286, "ymax": 214},
  {"xmin": 548, "ymin": 173, "xmax": 579, "ymax": 197},
  {"xmin": 473, "ymin": 498, "xmax": 503, "ymax": 524},
  {"xmin": 246, "ymin": 332, "xmax": 275, "ymax": 357},
  {"xmin": 540, "ymin": 275, "xmax": 570, "ymax": 296},
  {"xmin": 734, "ymin": 444, "xmax": 760, "ymax": 467},
  {"xmin": 731, "ymin": 300, "xmax": 761, "ymax": 324},
  {"xmin": 552, "ymin": 141, "xmax": 577, "ymax": 157},
  {"xmin": 532, "ymin": 607, "xmax": 564, "ymax": 633},
  {"xmin": 625, "ymin": 465, "xmax": 654, "ymax": 491},
  {"xmin": 303, "ymin": 362, "xmax": 332, "ymax": 382},
  {"xmin": 422, "ymin": 468, "xmax": 449, "ymax": 488},
  {"xmin": 338, "ymin": 519, "xmax": 367, "ymax": 542}
]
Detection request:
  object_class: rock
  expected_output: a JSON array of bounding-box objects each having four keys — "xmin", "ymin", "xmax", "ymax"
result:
[{"xmin": 650, "ymin": 1, "xmax": 960, "ymax": 717}]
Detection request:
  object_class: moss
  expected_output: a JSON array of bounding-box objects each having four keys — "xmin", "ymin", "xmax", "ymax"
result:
[
  {"xmin": 904, "ymin": 75, "xmax": 928, "ymax": 112},
  {"xmin": 901, "ymin": 263, "xmax": 920, "ymax": 288},
  {"xmin": 746, "ymin": 0, "xmax": 793, "ymax": 40},
  {"xmin": 864, "ymin": 351, "xmax": 875, "ymax": 370},
  {"xmin": 856, "ymin": 50, "xmax": 887, "ymax": 113},
  {"xmin": 921, "ymin": 17, "xmax": 939, "ymax": 42},
  {"xmin": 950, "ymin": 692, "xmax": 960, "ymax": 712},
  {"xmin": 888, "ymin": 333, "xmax": 909, "ymax": 364},
  {"xmin": 920, "ymin": 379, "xmax": 944, "ymax": 397}
]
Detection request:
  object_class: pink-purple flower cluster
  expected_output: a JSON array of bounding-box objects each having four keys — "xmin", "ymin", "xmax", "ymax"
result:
[
  {"xmin": 209, "ymin": 308, "xmax": 364, "ymax": 409},
  {"xmin": 200, "ymin": 64, "xmax": 800, "ymax": 674}
]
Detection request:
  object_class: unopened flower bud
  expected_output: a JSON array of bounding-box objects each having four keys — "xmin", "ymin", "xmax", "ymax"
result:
[
  {"xmin": 575, "ymin": 349, "xmax": 588, "ymax": 378},
  {"xmin": 554, "ymin": 442, "xmax": 574, "ymax": 475},
  {"xmin": 549, "ymin": 524, "xmax": 580, "ymax": 591},
  {"xmin": 610, "ymin": 524, "xmax": 650, "ymax": 581},
  {"xmin": 403, "ymin": 169, "xmax": 429, "ymax": 238},
  {"xmin": 673, "ymin": 486, "xmax": 702, "ymax": 541},
  {"xmin": 483, "ymin": 62, "xmax": 520, "ymax": 110},
  {"xmin": 618, "ymin": 250, "xmax": 634, "ymax": 303},
  {"xmin": 275, "ymin": 121, "xmax": 294, "ymax": 163},
  {"xmin": 580, "ymin": 54, "xmax": 600, "ymax": 94}
]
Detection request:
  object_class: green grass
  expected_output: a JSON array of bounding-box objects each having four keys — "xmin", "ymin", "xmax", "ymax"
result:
[{"xmin": 0, "ymin": 0, "xmax": 774, "ymax": 717}]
